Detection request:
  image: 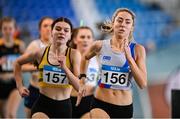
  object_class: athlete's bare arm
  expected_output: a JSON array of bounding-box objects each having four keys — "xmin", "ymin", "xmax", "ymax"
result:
[
  {"xmin": 57, "ymin": 49, "xmax": 81, "ymax": 92},
  {"xmin": 19, "ymin": 40, "xmax": 26, "ymax": 54},
  {"xmin": 81, "ymin": 41, "xmax": 102, "ymax": 74},
  {"xmin": 14, "ymin": 47, "xmax": 45, "ymax": 96},
  {"xmin": 67, "ymin": 49, "xmax": 81, "ymax": 91},
  {"xmin": 84, "ymin": 41, "xmax": 102, "ymax": 60},
  {"xmin": 76, "ymin": 41, "xmax": 103, "ymax": 106},
  {"xmin": 21, "ymin": 40, "xmax": 41, "ymax": 72},
  {"xmin": 125, "ymin": 43, "xmax": 147, "ymax": 89}
]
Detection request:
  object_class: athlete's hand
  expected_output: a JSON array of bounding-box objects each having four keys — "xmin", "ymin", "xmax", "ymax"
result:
[
  {"xmin": 57, "ymin": 55, "xmax": 67, "ymax": 69},
  {"xmin": 18, "ymin": 86, "xmax": 30, "ymax": 97},
  {"xmin": 124, "ymin": 39, "xmax": 132, "ymax": 61},
  {"xmin": 55, "ymin": 50, "xmax": 67, "ymax": 69},
  {"xmin": 76, "ymin": 84, "xmax": 86, "ymax": 106}
]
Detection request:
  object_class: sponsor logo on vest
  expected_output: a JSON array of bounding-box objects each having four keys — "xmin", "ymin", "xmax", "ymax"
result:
[{"xmin": 103, "ymin": 56, "xmax": 111, "ymax": 61}]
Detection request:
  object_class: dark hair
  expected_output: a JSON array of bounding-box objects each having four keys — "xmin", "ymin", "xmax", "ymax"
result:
[
  {"xmin": 67, "ymin": 26, "xmax": 94, "ymax": 49},
  {"xmin": 51, "ymin": 17, "xmax": 73, "ymax": 31},
  {"xmin": 38, "ymin": 16, "xmax": 53, "ymax": 30},
  {"xmin": 72, "ymin": 26, "xmax": 94, "ymax": 39},
  {"xmin": 67, "ymin": 28, "xmax": 78, "ymax": 49},
  {"xmin": 0, "ymin": 17, "xmax": 17, "ymax": 30}
]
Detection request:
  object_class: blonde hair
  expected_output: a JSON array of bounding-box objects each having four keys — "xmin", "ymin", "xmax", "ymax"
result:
[{"xmin": 101, "ymin": 8, "xmax": 136, "ymax": 42}]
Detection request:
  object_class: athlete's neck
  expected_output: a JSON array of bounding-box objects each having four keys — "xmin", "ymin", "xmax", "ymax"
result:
[
  {"xmin": 111, "ymin": 35, "xmax": 125, "ymax": 51},
  {"xmin": 51, "ymin": 43, "xmax": 67, "ymax": 55},
  {"xmin": 77, "ymin": 47, "xmax": 85, "ymax": 55},
  {"xmin": 3, "ymin": 36, "xmax": 14, "ymax": 47},
  {"xmin": 79, "ymin": 49, "xmax": 84, "ymax": 55},
  {"xmin": 77, "ymin": 45, "xmax": 89, "ymax": 56}
]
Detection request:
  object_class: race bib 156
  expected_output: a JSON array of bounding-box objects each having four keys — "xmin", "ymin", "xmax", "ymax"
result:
[{"xmin": 101, "ymin": 65, "xmax": 129, "ymax": 87}]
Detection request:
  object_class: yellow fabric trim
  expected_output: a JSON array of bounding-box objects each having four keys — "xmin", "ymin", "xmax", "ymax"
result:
[
  {"xmin": 39, "ymin": 82, "xmax": 72, "ymax": 88},
  {"xmin": 38, "ymin": 46, "xmax": 49, "ymax": 69},
  {"xmin": 14, "ymin": 39, "xmax": 22, "ymax": 45},
  {"xmin": 0, "ymin": 39, "xmax": 4, "ymax": 45},
  {"xmin": 65, "ymin": 47, "xmax": 71, "ymax": 68},
  {"xmin": 0, "ymin": 38, "xmax": 22, "ymax": 45}
]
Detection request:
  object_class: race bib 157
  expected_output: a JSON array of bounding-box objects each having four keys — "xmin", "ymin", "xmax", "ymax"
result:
[{"xmin": 43, "ymin": 65, "xmax": 68, "ymax": 85}]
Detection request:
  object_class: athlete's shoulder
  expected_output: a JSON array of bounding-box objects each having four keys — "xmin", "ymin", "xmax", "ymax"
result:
[
  {"xmin": 94, "ymin": 40, "xmax": 103, "ymax": 46},
  {"xmin": 92, "ymin": 40, "xmax": 103, "ymax": 51},
  {"xmin": 134, "ymin": 43, "xmax": 146, "ymax": 58},
  {"xmin": 29, "ymin": 40, "xmax": 41, "ymax": 47},
  {"xmin": 14, "ymin": 39, "xmax": 25, "ymax": 46},
  {"xmin": 70, "ymin": 48, "xmax": 81, "ymax": 56},
  {"xmin": 31, "ymin": 39, "xmax": 40, "ymax": 43},
  {"xmin": 25, "ymin": 40, "xmax": 39, "ymax": 52},
  {"xmin": 36, "ymin": 45, "xmax": 48, "ymax": 61},
  {"xmin": 135, "ymin": 43, "xmax": 145, "ymax": 51}
]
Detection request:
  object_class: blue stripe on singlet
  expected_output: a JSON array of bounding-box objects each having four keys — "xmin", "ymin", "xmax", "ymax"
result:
[
  {"xmin": 122, "ymin": 43, "xmax": 136, "ymax": 68},
  {"xmin": 102, "ymin": 64, "xmax": 129, "ymax": 73}
]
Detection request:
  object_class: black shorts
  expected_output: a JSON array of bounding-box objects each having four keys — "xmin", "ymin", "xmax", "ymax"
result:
[
  {"xmin": 31, "ymin": 93, "xmax": 72, "ymax": 118},
  {"xmin": 90, "ymin": 97, "xmax": 133, "ymax": 118},
  {"xmin": 71, "ymin": 95, "xmax": 93, "ymax": 118},
  {"xmin": 172, "ymin": 89, "xmax": 180, "ymax": 118},
  {"xmin": 24, "ymin": 84, "xmax": 39, "ymax": 109},
  {"xmin": 0, "ymin": 78, "xmax": 17, "ymax": 100}
]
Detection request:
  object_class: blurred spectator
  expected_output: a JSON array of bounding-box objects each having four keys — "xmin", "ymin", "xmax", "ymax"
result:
[{"xmin": 0, "ymin": 16, "xmax": 25, "ymax": 118}]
